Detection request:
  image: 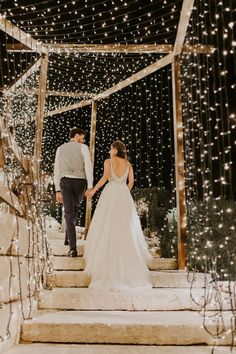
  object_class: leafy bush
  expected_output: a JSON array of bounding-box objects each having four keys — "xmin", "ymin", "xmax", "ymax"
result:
[{"xmin": 132, "ymin": 187, "xmax": 177, "ymax": 257}]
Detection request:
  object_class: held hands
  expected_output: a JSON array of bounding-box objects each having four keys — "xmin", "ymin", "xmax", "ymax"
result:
[
  {"xmin": 56, "ymin": 191, "xmax": 63, "ymax": 203},
  {"xmin": 85, "ymin": 188, "xmax": 96, "ymax": 198}
]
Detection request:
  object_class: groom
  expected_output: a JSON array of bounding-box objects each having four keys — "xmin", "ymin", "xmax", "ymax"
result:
[{"xmin": 53, "ymin": 127, "xmax": 93, "ymax": 257}]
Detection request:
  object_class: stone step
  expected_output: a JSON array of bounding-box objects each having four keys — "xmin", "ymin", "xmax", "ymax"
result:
[
  {"xmin": 48, "ymin": 239, "xmax": 84, "ymax": 256},
  {"xmin": 53, "ymin": 256, "xmax": 85, "ymax": 270},
  {"xmin": 39, "ymin": 287, "xmax": 231, "ymax": 311},
  {"xmin": 53, "ymin": 256, "xmax": 177, "ymax": 271},
  {"xmin": 51, "ymin": 270, "xmax": 205, "ymax": 288},
  {"xmin": 21, "ymin": 310, "xmax": 232, "ymax": 345},
  {"xmin": 4, "ymin": 343, "xmax": 236, "ymax": 354}
]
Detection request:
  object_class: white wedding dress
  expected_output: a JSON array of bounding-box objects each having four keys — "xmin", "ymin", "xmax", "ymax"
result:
[{"xmin": 84, "ymin": 161, "xmax": 153, "ymax": 291}]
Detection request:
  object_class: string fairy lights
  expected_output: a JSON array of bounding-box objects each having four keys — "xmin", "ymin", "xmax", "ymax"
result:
[
  {"xmin": 0, "ymin": 0, "xmax": 235, "ymax": 351},
  {"xmin": 181, "ymin": 0, "xmax": 236, "ymax": 349}
]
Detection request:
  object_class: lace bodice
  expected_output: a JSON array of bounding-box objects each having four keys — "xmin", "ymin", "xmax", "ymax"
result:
[{"xmin": 109, "ymin": 159, "xmax": 129, "ymax": 184}]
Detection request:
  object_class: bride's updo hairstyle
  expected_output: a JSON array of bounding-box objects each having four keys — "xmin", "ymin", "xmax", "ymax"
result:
[{"xmin": 112, "ymin": 140, "xmax": 127, "ymax": 159}]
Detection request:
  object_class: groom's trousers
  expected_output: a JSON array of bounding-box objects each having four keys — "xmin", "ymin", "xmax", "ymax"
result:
[{"xmin": 60, "ymin": 177, "xmax": 87, "ymax": 250}]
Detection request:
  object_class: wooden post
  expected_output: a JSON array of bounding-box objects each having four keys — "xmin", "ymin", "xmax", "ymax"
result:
[
  {"xmin": 172, "ymin": 56, "xmax": 187, "ymax": 269},
  {"xmin": 84, "ymin": 100, "xmax": 97, "ymax": 238},
  {"xmin": 0, "ymin": 18, "xmax": 48, "ymax": 55},
  {"xmin": 0, "ymin": 140, "xmax": 4, "ymax": 168},
  {"xmin": 34, "ymin": 54, "xmax": 48, "ymax": 181}
]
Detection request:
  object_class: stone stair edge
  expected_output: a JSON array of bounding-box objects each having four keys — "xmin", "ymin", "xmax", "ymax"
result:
[
  {"xmin": 4, "ymin": 344, "xmax": 236, "ymax": 354},
  {"xmin": 20, "ymin": 310, "xmax": 233, "ymax": 346}
]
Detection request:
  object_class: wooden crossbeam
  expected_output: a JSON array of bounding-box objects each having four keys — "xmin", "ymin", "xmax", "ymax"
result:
[
  {"xmin": 182, "ymin": 44, "xmax": 214, "ymax": 54},
  {"xmin": 174, "ymin": 0, "xmax": 195, "ymax": 55},
  {"xmin": 95, "ymin": 53, "xmax": 174, "ymax": 100},
  {"xmin": 48, "ymin": 43, "xmax": 174, "ymax": 53},
  {"xmin": 47, "ymin": 91, "xmax": 95, "ymax": 98},
  {"xmin": 3, "ymin": 58, "xmax": 41, "ymax": 94},
  {"xmin": 45, "ymin": 99, "xmax": 93, "ymax": 117},
  {"xmin": 6, "ymin": 43, "xmax": 214, "ymax": 54},
  {"xmin": 6, "ymin": 43, "xmax": 32, "ymax": 52},
  {"xmin": 0, "ymin": 17, "xmax": 48, "ymax": 55}
]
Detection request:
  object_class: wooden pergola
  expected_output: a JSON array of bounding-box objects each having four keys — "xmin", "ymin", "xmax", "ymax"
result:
[{"xmin": 0, "ymin": 0, "xmax": 214, "ymax": 269}]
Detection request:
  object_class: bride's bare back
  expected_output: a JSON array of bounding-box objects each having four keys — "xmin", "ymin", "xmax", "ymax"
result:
[
  {"xmin": 92, "ymin": 157, "xmax": 134, "ymax": 193},
  {"xmin": 110, "ymin": 157, "xmax": 129, "ymax": 177},
  {"xmin": 108, "ymin": 157, "xmax": 134, "ymax": 190}
]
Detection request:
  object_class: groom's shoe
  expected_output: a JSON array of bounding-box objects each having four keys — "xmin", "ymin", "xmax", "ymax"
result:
[
  {"xmin": 67, "ymin": 248, "xmax": 77, "ymax": 257},
  {"xmin": 64, "ymin": 239, "xmax": 69, "ymax": 246}
]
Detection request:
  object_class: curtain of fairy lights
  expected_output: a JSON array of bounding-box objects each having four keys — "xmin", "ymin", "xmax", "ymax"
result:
[
  {"xmin": 0, "ymin": 33, "xmax": 52, "ymax": 345},
  {"xmin": 181, "ymin": 0, "xmax": 236, "ymax": 349},
  {"xmin": 0, "ymin": 0, "xmax": 183, "ymax": 45}
]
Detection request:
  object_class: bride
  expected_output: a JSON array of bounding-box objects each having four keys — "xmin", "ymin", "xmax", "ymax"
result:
[{"xmin": 84, "ymin": 140, "xmax": 153, "ymax": 291}]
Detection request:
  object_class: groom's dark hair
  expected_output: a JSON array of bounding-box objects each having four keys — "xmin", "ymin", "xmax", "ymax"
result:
[{"xmin": 69, "ymin": 127, "xmax": 86, "ymax": 139}]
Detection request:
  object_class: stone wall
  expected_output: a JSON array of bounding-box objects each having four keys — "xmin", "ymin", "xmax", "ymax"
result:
[{"xmin": 0, "ymin": 211, "xmax": 39, "ymax": 353}]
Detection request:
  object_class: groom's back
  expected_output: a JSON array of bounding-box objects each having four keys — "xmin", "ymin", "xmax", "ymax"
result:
[{"xmin": 58, "ymin": 141, "xmax": 86, "ymax": 179}]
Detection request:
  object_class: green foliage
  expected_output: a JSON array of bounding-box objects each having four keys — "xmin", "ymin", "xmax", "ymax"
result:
[
  {"xmin": 132, "ymin": 187, "xmax": 177, "ymax": 257},
  {"xmin": 131, "ymin": 187, "xmax": 172, "ymax": 230},
  {"xmin": 160, "ymin": 220, "xmax": 178, "ymax": 258}
]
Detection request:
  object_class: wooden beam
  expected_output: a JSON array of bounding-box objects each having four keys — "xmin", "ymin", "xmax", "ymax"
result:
[
  {"xmin": 84, "ymin": 100, "xmax": 97, "ymax": 239},
  {"xmin": 174, "ymin": 0, "xmax": 195, "ymax": 55},
  {"xmin": 49, "ymin": 43, "xmax": 214, "ymax": 54},
  {"xmin": 182, "ymin": 44, "xmax": 214, "ymax": 54},
  {"xmin": 0, "ymin": 140, "xmax": 5, "ymax": 168},
  {"xmin": 48, "ymin": 43, "xmax": 174, "ymax": 53},
  {"xmin": 0, "ymin": 181, "xmax": 22, "ymax": 214},
  {"xmin": 45, "ymin": 99, "xmax": 93, "ymax": 117},
  {"xmin": 46, "ymin": 91, "xmax": 95, "ymax": 98},
  {"xmin": 6, "ymin": 43, "xmax": 214, "ymax": 54},
  {"xmin": 34, "ymin": 54, "xmax": 48, "ymax": 181},
  {"xmin": 95, "ymin": 53, "xmax": 174, "ymax": 100},
  {"xmin": 0, "ymin": 17, "xmax": 48, "ymax": 55},
  {"xmin": 4, "ymin": 58, "xmax": 41, "ymax": 94},
  {"xmin": 172, "ymin": 56, "xmax": 187, "ymax": 270},
  {"xmin": 6, "ymin": 43, "xmax": 32, "ymax": 52}
]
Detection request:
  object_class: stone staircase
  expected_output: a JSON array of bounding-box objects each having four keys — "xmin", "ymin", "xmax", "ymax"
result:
[{"xmin": 4, "ymin": 233, "xmax": 235, "ymax": 354}]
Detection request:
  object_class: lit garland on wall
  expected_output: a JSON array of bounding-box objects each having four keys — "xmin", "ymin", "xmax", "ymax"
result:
[
  {"xmin": 0, "ymin": 55, "xmax": 52, "ymax": 347},
  {"xmin": 181, "ymin": 0, "xmax": 236, "ymax": 349}
]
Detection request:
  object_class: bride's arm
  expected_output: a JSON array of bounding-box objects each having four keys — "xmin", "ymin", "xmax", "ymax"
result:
[
  {"xmin": 90, "ymin": 160, "xmax": 110, "ymax": 196},
  {"xmin": 128, "ymin": 162, "xmax": 134, "ymax": 191}
]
